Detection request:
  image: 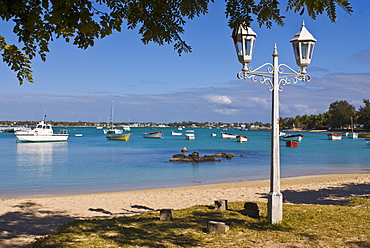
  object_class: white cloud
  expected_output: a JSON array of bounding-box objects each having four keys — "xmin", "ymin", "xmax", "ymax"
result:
[{"xmin": 205, "ymin": 95, "xmax": 232, "ymax": 105}]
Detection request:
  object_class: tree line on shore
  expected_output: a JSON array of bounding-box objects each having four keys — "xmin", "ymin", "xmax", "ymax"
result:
[{"xmin": 1, "ymin": 99, "xmax": 369, "ymax": 131}]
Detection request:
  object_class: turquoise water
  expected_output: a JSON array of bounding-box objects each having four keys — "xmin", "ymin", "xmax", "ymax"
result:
[{"xmin": 1, "ymin": 127, "xmax": 369, "ymax": 198}]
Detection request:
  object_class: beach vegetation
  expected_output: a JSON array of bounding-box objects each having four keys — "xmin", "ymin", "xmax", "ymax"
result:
[
  {"xmin": 0, "ymin": 0, "xmax": 352, "ymax": 85},
  {"xmin": 32, "ymin": 196, "xmax": 370, "ymax": 247}
]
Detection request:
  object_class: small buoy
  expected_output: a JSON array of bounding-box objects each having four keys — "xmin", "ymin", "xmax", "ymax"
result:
[{"xmin": 181, "ymin": 147, "xmax": 188, "ymax": 153}]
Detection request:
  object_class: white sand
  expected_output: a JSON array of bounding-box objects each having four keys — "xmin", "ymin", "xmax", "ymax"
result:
[{"xmin": 1, "ymin": 173, "xmax": 369, "ymax": 247}]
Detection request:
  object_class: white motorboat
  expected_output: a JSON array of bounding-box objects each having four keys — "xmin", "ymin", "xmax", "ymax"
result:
[
  {"xmin": 185, "ymin": 130, "xmax": 195, "ymax": 140},
  {"xmin": 15, "ymin": 118, "xmax": 69, "ymax": 143}
]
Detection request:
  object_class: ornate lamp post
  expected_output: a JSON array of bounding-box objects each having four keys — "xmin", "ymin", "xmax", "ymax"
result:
[{"xmin": 232, "ymin": 21, "xmax": 316, "ymax": 224}]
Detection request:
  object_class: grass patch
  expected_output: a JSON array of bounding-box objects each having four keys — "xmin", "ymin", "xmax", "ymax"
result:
[{"xmin": 32, "ymin": 198, "xmax": 370, "ymax": 247}]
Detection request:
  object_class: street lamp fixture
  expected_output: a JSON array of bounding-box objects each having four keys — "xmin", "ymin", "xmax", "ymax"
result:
[{"xmin": 232, "ymin": 21, "xmax": 316, "ymax": 224}]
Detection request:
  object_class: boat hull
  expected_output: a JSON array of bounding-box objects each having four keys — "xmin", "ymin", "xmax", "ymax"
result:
[
  {"xmin": 236, "ymin": 135, "xmax": 248, "ymax": 142},
  {"xmin": 282, "ymin": 134, "xmax": 303, "ymax": 142},
  {"xmin": 221, "ymin": 132, "xmax": 238, "ymax": 139},
  {"xmin": 327, "ymin": 133, "xmax": 342, "ymax": 140},
  {"xmin": 185, "ymin": 134, "xmax": 195, "ymax": 140},
  {"xmin": 348, "ymin": 133, "xmax": 358, "ymax": 139},
  {"xmin": 286, "ymin": 140, "xmax": 299, "ymax": 147},
  {"xmin": 15, "ymin": 134, "xmax": 69, "ymax": 142},
  {"xmin": 106, "ymin": 133, "xmax": 132, "ymax": 141},
  {"xmin": 142, "ymin": 131, "xmax": 163, "ymax": 139}
]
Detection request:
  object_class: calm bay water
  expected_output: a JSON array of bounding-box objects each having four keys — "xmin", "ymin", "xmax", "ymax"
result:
[{"xmin": 1, "ymin": 127, "xmax": 369, "ymax": 198}]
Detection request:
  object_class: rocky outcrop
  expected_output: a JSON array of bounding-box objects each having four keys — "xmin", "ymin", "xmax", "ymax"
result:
[{"xmin": 169, "ymin": 151, "xmax": 236, "ymax": 162}]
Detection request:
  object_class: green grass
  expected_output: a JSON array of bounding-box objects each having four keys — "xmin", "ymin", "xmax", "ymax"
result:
[{"xmin": 32, "ymin": 197, "xmax": 370, "ymax": 247}]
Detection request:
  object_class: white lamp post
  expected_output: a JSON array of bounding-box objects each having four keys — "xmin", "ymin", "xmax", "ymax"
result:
[{"xmin": 232, "ymin": 21, "xmax": 316, "ymax": 224}]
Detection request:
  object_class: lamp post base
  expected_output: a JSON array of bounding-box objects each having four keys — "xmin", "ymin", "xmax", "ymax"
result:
[{"xmin": 268, "ymin": 192, "xmax": 283, "ymax": 224}]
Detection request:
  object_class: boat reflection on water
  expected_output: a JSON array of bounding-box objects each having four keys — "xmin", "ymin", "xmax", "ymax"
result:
[{"xmin": 16, "ymin": 142, "xmax": 68, "ymax": 176}]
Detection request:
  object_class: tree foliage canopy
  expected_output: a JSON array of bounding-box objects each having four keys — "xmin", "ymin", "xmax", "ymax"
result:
[{"xmin": 0, "ymin": 0, "xmax": 352, "ymax": 84}]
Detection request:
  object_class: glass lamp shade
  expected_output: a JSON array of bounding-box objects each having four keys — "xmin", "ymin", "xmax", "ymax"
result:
[
  {"xmin": 232, "ymin": 24, "xmax": 257, "ymax": 70},
  {"xmin": 290, "ymin": 21, "xmax": 317, "ymax": 73}
]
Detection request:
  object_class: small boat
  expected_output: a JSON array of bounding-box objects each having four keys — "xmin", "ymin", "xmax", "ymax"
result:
[
  {"xmin": 221, "ymin": 132, "xmax": 238, "ymax": 139},
  {"xmin": 286, "ymin": 140, "xmax": 299, "ymax": 147},
  {"xmin": 211, "ymin": 133, "xmax": 217, "ymax": 137},
  {"xmin": 367, "ymin": 142, "xmax": 370, "ymax": 146},
  {"xmin": 279, "ymin": 131, "xmax": 286, "ymax": 137},
  {"xmin": 142, "ymin": 131, "xmax": 164, "ymax": 139},
  {"xmin": 327, "ymin": 133, "xmax": 342, "ymax": 140},
  {"xmin": 104, "ymin": 101, "xmax": 123, "ymax": 134},
  {"xmin": 171, "ymin": 131, "xmax": 182, "ymax": 136},
  {"xmin": 185, "ymin": 130, "xmax": 195, "ymax": 140},
  {"xmin": 74, "ymin": 134, "xmax": 83, "ymax": 137},
  {"xmin": 282, "ymin": 134, "xmax": 303, "ymax": 142},
  {"xmin": 236, "ymin": 135, "xmax": 248, "ymax": 143},
  {"xmin": 348, "ymin": 133, "xmax": 358, "ymax": 139},
  {"xmin": 364, "ymin": 137, "xmax": 370, "ymax": 141},
  {"xmin": 348, "ymin": 117, "xmax": 358, "ymax": 139},
  {"xmin": 123, "ymin": 126, "xmax": 131, "ymax": 131},
  {"xmin": 15, "ymin": 114, "xmax": 69, "ymax": 143},
  {"xmin": 104, "ymin": 128, "xmax": 123, "ymax": 134},
  {"xmin": 359, "ymin": 133, "xmax": 370, "ymax": 138},
  {"xmin": 107, "ymin": 133, "xmax": 132, "ymax": 141}
]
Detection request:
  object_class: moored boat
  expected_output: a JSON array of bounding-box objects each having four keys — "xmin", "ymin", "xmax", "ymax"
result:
[
  {"xmin": 171, "ymin": 131, "xmax": 182, "ymax": 136},
  {"xmin": 221, "ymin": 132, "xmax": 238, "ymax": 139},
  {"xmin": 15, "ymin": 118, "xmax": 69, "ymax": 143},
  {"xmin": 104, "ymin": 128, "xmax": 123, "ymax": 134},
  {"xmin": 327, "ymin": 133, "xmax": 342, "ymax": 140},
  {"xmin": 348, "ymin": 117, "xmax": 358, "ymax": 139},
  {"xmin": 282, "ymin": 134, "xmax": 303, "ymax": 142},
  {"xmin": 286, "ymin": 140, "xmax": 299, "ymax": 147},
  {"xmin": 103, "ymin": 100, "xmax": 124, "ymax": 135},
  {"xmin": 348, "ymin": 133, "xmax": 358, "ymax": 139},
  {"xmin": 236, "ymin": 135, "xmax": 248, "ymax": 143},
  {"xmin": 185, "ymin": 130, "xmax": 195, "ymax": 140},
  {"xmin": 358, "ymin": 133, "xmax": 370, "ymax": 138},
  {"xmin": 107, "ymin": 133, "xmax": 132, "ymax": 141},
  {"xmin": 142, "ymin": 131, "xmax": 164, "ymax": 139}
]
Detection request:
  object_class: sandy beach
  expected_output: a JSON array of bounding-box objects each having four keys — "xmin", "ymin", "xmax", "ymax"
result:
[{"xmin": 1, "ymin": 173, "xmax": 370, "ymax": 247}]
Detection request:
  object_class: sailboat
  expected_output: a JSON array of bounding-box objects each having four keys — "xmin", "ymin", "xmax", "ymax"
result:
[
  {"xmin": 348, "ymin": 117, "xmax": 358, "ymax": 139},
  {"xmin": 103, "ymin": 101, "xmax": 123, "ymax": 134}
]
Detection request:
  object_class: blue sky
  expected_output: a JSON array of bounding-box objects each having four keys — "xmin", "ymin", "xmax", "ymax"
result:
[{"xmin": 1, "ymin": 1, "xmax": 369, "ymax": 123}]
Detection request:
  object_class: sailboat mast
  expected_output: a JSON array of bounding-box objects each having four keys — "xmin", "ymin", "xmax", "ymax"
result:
[{"xmin": 111, "ymin": 100, "xmax": 114, "ymax": 127}]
